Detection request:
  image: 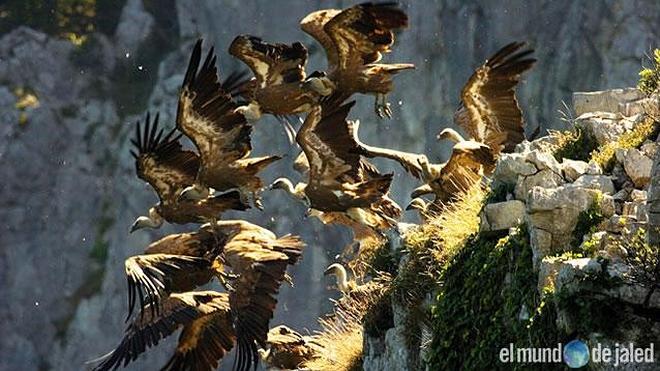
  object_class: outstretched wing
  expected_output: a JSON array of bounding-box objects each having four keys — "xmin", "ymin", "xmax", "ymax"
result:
[
  {"xmin": 124, "ymin": 254, "xmax": 211, "ymax": 321},
  {"xmin": 324, "ymin": 2, "xmax": 408, "ymax": 70},
  {"xmin": 229, "ymin": 35, "xmax": 308, "ymax": 87},
  {"xmin": 131, "ymin": 112, "xmax": 199, "ymax": 203},
  {"xmin": 297, "ymin": 101, "xmax": 364, "ymax": 186},
  {"xmin": 223, "ymin": 230, "xmax": 304, "ymax": 371},
  {"xmin": 177, "ymin": 39, "xmax": 252, "ymax": 167},
  {"xmin": 162, "ymin": 294, "xmax": 236, "ymax": 371},
  {"xmin": 456, "ymin": 42, "xmax": 536, "ymax": 154},
  {"xmin": 300, "ymin": 8, "xmax": 342, "ymax": 67},
  {"xmin": 437, "ymin": 141, "xmax": 496, "ymax": 191},
  {"xmin": 91, "ymin": 291, "xmax": 234, "ymax": 371}
]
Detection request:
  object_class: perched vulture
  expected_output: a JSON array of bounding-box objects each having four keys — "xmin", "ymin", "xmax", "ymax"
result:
[
  {"xmin": 361, "ymin": 42, "xmax": 536, "ymax": 212},
  {"xmin": 228, "ymin": 35, "xmax": 334, "ymax": 126},
  {"xmin": 323, "ymin": 263, "xmax": 391, "ymax": 319},
  {"xmin": 176, "ymin": 39, "xmax": 281, "ymax": 208},
  {"xmin": 91, "ymin": 291, "xmax": 236, "ymax": 371},
  {"xmin": 270, "ymin": 101, "xmax": 401, "ymax": 240},
  {"xmin": 259, "ymin": 325, "xmax": 321, "ymax": 370},
  {"xmin": 108, "ymin": 220, "xmax": 305, "ymax": 371},
  {"xmin": 129, "ymin": 112, "xmax": 249, "ymax": 232},
  {"xmin": 300, "ymin": 2, "xmax": 415, "ymax": 118}
]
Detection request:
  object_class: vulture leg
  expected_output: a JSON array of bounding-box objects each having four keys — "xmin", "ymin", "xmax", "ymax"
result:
[{"xmin": 375, "ymin": 93, "xmax": 392, "ymax": 119}]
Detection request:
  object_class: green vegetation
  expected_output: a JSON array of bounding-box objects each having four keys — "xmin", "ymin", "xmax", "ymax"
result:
[
  {"xmin": 551, "ymin": 126, "xmax": 599, "ymax": 162},
  {"xmin": 624, "ymin": 228, "xmax": 660, "ymax": 307},
  {"xmin": 638, "ymin": 49, "xmax": 660, "ymax": 96},
  {"xmin": 0, "ymin": 0, "xmax": 126, "ymax": 42},
  {"xmin": 590, "ymin": 116, "xmax": 658, "ymax": 171},
  {"xmin": 570, "ymin": 196, "xmax": 606, "ymax": 252},
  {"xmin": 428, "ymin": 226, "xmax": 565, "ymax": 370},
  {"xmin": 394, "ymin": 184, "xmax": 485, "ymax": 305}
]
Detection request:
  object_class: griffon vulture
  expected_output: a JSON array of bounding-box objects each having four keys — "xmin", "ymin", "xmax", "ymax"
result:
[
  {"xmin": 98, "ymin": 220, "xmax": 304, "ymax": 371},
  {"xmin": 176, "ymin": 39, "xmax": 281, "ymax": 208},
  {"xmin": 259, "ymin": 325, "xmax": 321, "ymax": 370},
  {"xmin": 129, "ymin": 112, "xmax": 249, "ymax": 232},
  {"xmin": 361, "ymin": 42, "xmax": 536, "ymax": 212},
  {"xmin": 270, "ymin": 101, "xmax": 401, "ymax": 240},
  {"xmin": 228, "ymin": 35, "xmax": 334, "ymax": 129},
  {"xmin": 300, "ymin": 2, "xmax": 415, "ymax": 118}
]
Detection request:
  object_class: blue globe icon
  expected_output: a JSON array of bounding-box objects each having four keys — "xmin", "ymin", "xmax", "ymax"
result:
[{"xmin": 563, "ymin": 339, "xmax": 590, "ymax": 368}]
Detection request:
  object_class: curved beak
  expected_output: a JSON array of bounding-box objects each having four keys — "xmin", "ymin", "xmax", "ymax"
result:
[
  {"xmin": 405, "ymin": 202, "xmax": 417, "ymax": 211},
  {"xmin": 129, "ymin": 222, "xmax": 140, "ymax": 234},
  {"xmin": 323, "ymin": 266, "xmax": 334, "ymax": 276}
]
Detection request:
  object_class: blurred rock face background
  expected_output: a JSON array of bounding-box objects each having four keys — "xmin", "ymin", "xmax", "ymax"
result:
[{"xmin": 0, "ymin": 1, "xmax": 658, "ymax": 370}]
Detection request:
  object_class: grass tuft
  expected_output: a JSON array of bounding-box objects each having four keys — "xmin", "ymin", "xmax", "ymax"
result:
[
  {"xmin": 303, "ymin": 307, "xmax": 364, "ymax": 371},
  {"xmin": 550, "ymin": 127, "xmax": 599, "ymax": 162},
  {"xmin": 590, "ymin": 116, "xmax": 658, "ymax": 171},
  {"xmin": 638, "ymin": 49, "xmax": 660, "ymax": 96}
]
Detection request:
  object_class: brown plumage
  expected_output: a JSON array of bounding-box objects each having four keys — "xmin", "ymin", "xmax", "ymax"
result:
[
  {"xmin": 92, "ymin": 291, "xmax": 236, "ymax": 371},
  {"xmin": 228, "ymin": 35, "xmax": 334, "ymax": 122},
  {"xmin": 176, "ymin": 39, "xmax": 280, "ymax": 208},
  {"xmin": 103, "ymin": 221, "xmax": 304, "ymax": 371},
  {"xmin": 260, "ymin": 325, "xmax": 320, "ymax": 370},
  {"xmin": 360, "ymin": 42, "xmax": 536, "ymax": 213},
  {"xmin": 271, "ymin": 101, "xmax": 401, "ymax": 239},
  {"xmin": 300, "ymin": 2, "xmax": 415, "ymax": 118},
  {"xmin": 123, "ymin": 226, "xmax": 226, "ymax": 320},
  {"xmin": 129, "ymin": 112, "xmax": 249, "ymax": 232},
  {"xmin": 453, "ymin": 41, "xmax": 537, "ymax": 154}
]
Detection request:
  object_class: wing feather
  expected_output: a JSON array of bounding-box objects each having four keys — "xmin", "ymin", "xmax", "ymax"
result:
[
  {"xmin": 457, "ymin": 42, "xmax": 536, "ymax": 153},
  {"xmin": 91, "ymin": 292, "xmax": 232, "ymax": 371},
  {"xmin": 229, "ymin": 35, "xmax": 308, "ymax": 87},
  {"xmin": 300, "ymin": 9, "xmax": 342, "ymax": 67},
  {"xmin": 133, "ymin": 112, "xmax": 199, "ymax": 203},
  {"xmin": 324, "ymin": 2, "xmax": 408, "ymax": 70},
  {"xmin": 177, "ymin": 39, "xmax": 252, "ymax": 166}
]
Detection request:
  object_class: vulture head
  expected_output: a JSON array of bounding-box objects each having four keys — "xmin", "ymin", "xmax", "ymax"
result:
[
  {"xmin": 129, "ymin": 207, "xmax": 163, "ymax": 233},
  {"xmin": 270, "ymin": 178, "xmax": 309, "ymax": 205},
  {"xmin": 323, "ymin": 263, "xmax": 351, "ymax": 293},
  {"xmin": 436, "ymin": 128, "xmax": 466, "ymax": 143},
  {"xmin": 405, "ymin": 198, "xmax": 428, "ymax": 212}
]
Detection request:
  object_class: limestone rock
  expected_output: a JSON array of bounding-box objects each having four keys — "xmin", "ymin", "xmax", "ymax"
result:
[
  {"xmin": 525, "ymin": 185, "xmax": 612, "ymax": 264},
  {"xmin": 481, "ymin": 200, "xmax": 526, "ymax": 231},
  {"xmin": 515, "ymin": 169, "xmax": 564, "ymax": 200},
  {"xmin": 575, "ymin": 111, "xmax": 626, "ymax": 145},
  {"xmin": 561, "ymin": 159, "xmax": 589, "ymax": 182},
  {"xmin": 494, "ymin": 152, "xmax": 538, "ymax": 185},
  {"xmin": 572, "ymin": 88, "xmax": 643, "ymax": 116},
  {"xmin": 622, "ymin": 148, "xmax": 653, "ymax": 188},
  {"xmin": 525, "ymin": 150, "xmax": 562, "ymax": 174},
  {"xmin": 114, "ymin": 0, "xmax": 155, "ymax": 55},
  {"xmin": 619, "ymin": 95, "xmax": 660, "ymax": 116},
  {"xmin": 572, "ymin": 174, "xmax": 615, "ymax": 194}
]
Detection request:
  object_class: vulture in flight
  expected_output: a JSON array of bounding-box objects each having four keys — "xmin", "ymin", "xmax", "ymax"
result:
[
  {"xmin": 102, "ymin": 220, "xmax": 304, "ymax": 371},
  {"xmin": 270, "ymin": 101, "xmax": 401, "ymax": 241},
  {"xmin": 91, "ymin": 291, "xmax": 236, "ymax": 371},
  {"xmin": 129, "ymin": 112, "xmax": 249, "ymax": 232},
  {"xmin": 228, "ymin": 35, "xmax": 334, "ymax": 130},
  {"xmin": 259, "ymin": 325, "xmax": 321, "ymax": 370},
  {"xmin": 361, "ymin": 42, "xmax": 536, "ymax": 213},
  {"xmin": 300, "ymin": 2, "xmax": 415, "ymax": 118},
  {"xmin": 176, "ymin": 39, "xmax": 281, "ymax": 209}
]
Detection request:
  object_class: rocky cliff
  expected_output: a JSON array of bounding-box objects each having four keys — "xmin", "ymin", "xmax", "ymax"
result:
[
  {"xmin": 361, "ymin": 89, "xmax": 660, "ymax": 370},
  {"xmin": 1, "ymin": 1, "xmax": 659, "ymax": 370}
]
